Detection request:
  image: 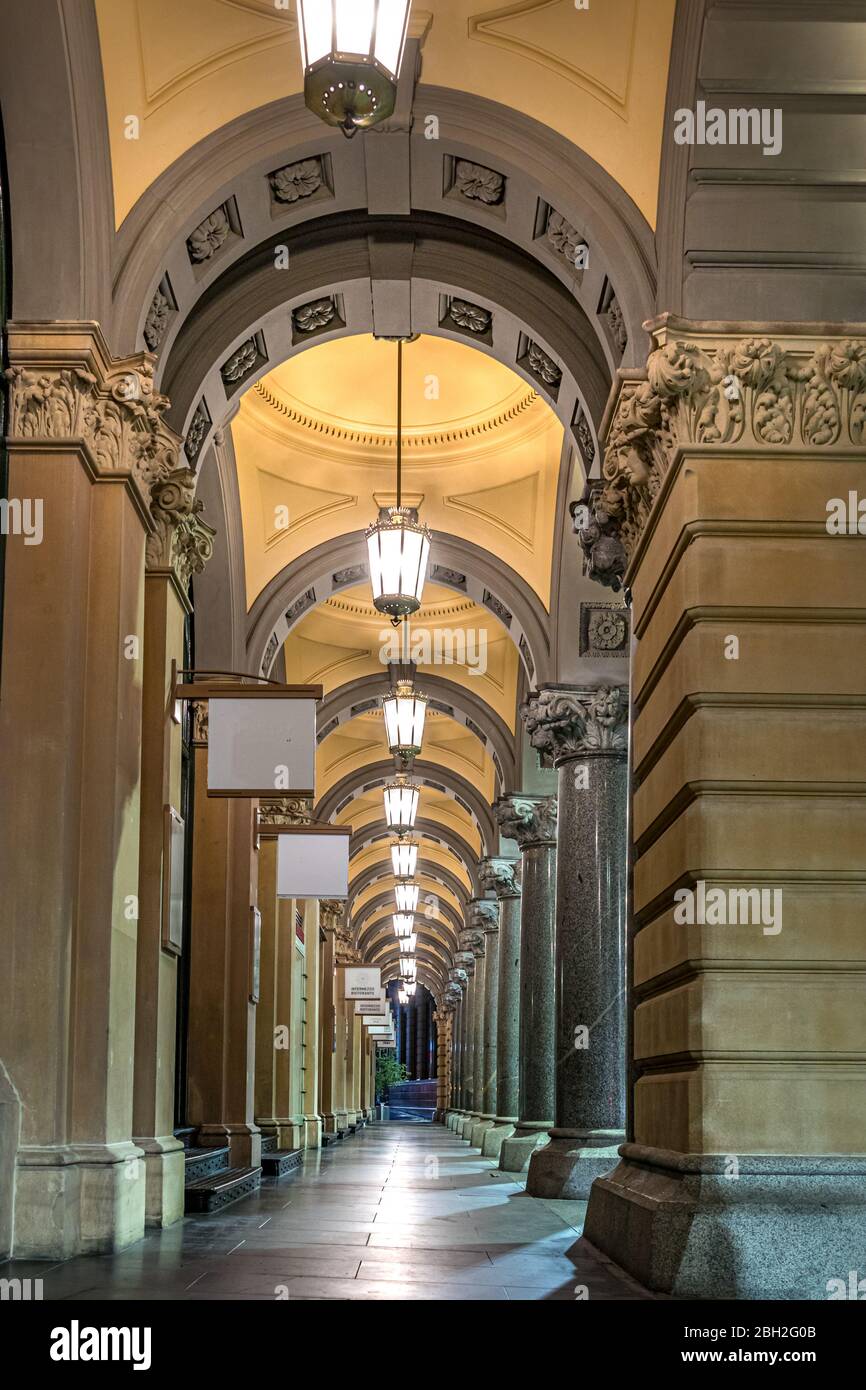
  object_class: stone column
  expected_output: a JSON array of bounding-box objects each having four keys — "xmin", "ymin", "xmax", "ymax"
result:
[
  {"xmin": 445, "ymin": 966, "xmax": 467, "ymax": 1127},
  {"xmin": 301, "ymin": 898, "xmax": 323, "ymax": 1149},
  {"xmin": 134, "ymin": 471, "xmax": 214, "ymax": 1227},
  {"xmin": 581, "ymin": 319, "xmax": 866, "ymax": 1298},
  {"xmin": 495, "ymin": 796, "xmax": 558, "ymax": 1174},
  {"xmin": 415, "ymin": 989, "xmax": 428, "ymax": 1081},
  {"xmin": 478, "ymin": 860, "xmax": 522, "ymax": 1160},
  {"xmin": 318, "ymin": 905, "xmax": 339, "ymax": 1133},
  {"xmin": 457, "ymin": 926, "xmax": 485, "ymax": 1138},
  {"xmin": 454, "ymin": 949, "xmax": 475, "ymax": 1125},
  {"xmin": 470, "ymin": 898, "xmax": 500, "ymax": 1149},
  {"xmin": 335, "ymin": 911, "xmax": 362, "ymax": 1124},
  {"xmin": 0, "ymin": 327, "xmax": 188, "ymax": 1256},
  {"xmin": 187, "ymin": 704, "xmax": 260, "ymax": 1168},
  {"xmin": 520, "ymin": 687, "xmax": 630, "ymax": 1199}
]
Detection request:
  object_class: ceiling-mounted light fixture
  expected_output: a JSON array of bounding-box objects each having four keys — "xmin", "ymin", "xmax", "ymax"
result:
[
  {"xmin": 383, "ymin": 777, "xmax": 419, "ymax": 834},
  {"xmin": 394, "ymin": 880, "xmax": 418, "ymax": 913},
  {"xmin": 398, "ymin": 987, "xmax": 408, "ymax": 1005},
  {"xmin": 406, "ymin": 981, "xmax": 416, "ymax": 997},
  {"xmin": 391, "ymin": 838, "xmax": 418, "ymax": 878},
  {"xmin": 405, "ymin": 933, "xmax": 417, "ymax": 953},
  {"xmin": 399, "ymin": 953, "xmax": 416, "ymax": 980},
  {"xmin": 366, "ymin": 341, "xmax": 431, "ymax": 617},
  {"xmin": 297, "ymin": 0, "xmax": 412, "ymax": 139},
  {"xmin": 393, "ymin": 912, "xmax": 414, "ymax": 939},
  {"xmin": 383, "ymin": 677, "xmax": 428, "ymax": 764}
]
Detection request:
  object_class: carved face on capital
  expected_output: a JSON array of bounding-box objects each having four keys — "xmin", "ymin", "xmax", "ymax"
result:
[{"xmin": 587, "ymin": 685, "xmax": 629, "ymax": 729}]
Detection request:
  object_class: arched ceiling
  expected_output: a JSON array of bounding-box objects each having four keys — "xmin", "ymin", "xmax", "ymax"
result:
[
  {"xmin": 96, "ymin": 0, "xmax": 675, "ymax": 227},
  {"xmin": 234, "ymin": 333, "xmax": 562, "ymax": 612}
]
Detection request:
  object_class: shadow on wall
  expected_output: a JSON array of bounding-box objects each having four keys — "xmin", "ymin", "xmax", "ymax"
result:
[{"xmin": 0, "ymin": 1060, "xmax": 21, "ymax": 1260}]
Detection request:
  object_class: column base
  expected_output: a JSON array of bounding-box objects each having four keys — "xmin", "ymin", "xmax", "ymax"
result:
[
  {"xmin": 469, "ymin": 1117, "xmax": 496, "ymax": 1149},
  {"xmin": 197, "ymin": 1123, "xmax": 261, "ymax": 1168},
  {"xmin": 584, "ymin": 1145, "xmax": 866, "ymax": 1300},
  {"xmin": 14, "ymin": 1142, "xmax": 146, "ymax": 1259},
  {"xmin": 498, "ymin": 1122, "xmax": 551, "ymax": 1174},
  {"xmin": 481, "ymin": 1120, "xmax": 517, "ymax": 1160},
  {"xmin": 446, "ymin": 1109, "xmax": 463, "ymax": 1131},
  {"xmin": 526, "ymin": 1128, "xmax": 625, "ymax": 1200},
  {"xmin": 335, "ymin": 1110, "xmax": 351, "ymax": 1132},
  {"xmin": 134, "ymin": 1135, "xmax": 185, "ymax": 1229},
  {"xmin": 457, "ymin": 1112, "xmax": 480, "ymax": 1139},
  {"xmin": 303, "ymin": 1115, "xmax": 323, "ymax": 1148}
]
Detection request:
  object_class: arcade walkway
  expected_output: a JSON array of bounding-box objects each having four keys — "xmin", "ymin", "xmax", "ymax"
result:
[{"xmin": 3, "ymin": 1125, "xmax": 653, "ymax": 1301}]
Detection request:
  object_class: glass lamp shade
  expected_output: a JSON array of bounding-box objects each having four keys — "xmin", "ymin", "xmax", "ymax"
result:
[
  {"xmin": 399, "ymin": 954, "xmax": 416, "ymax": 980},
  {"xmin": 390, "ymin": 839, "xmax": 418, "ymax": 878},
  {"xmin": 382, "ymin": 680, "xmax": 427, "ymax": 759},
  {"xmin": 405, "ymin": 933, "xmax": 417, "ymax": 952},
  {"xmin": 366, "ymin": 508, "xmax": 431, "ymax": 618},
  {"xmin": 383, "ymin": 779, "xmax": 419, "ymax": 833},
  {"xmin": 397, "ymin": 987, "xmax": 408, "ymax": 1005},
  {"xmin": 298, "ymin": 0, "xmax": 412, "ymax": 136},
  {"xmin": 393, "ymin": 913, "xmax": 414, "ymax": 939},
  {"xmin": 406, "ymin": 981, "xmax": 417, "ymax": 997},
  {"xmin": 394, "ymin": 880, "xmax": 418, "ymax": 913}
]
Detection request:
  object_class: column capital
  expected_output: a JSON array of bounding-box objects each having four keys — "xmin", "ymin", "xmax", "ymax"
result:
[
  {"xmin": 459, "ymin": 928, "xmax": 485, "ymax": 959},
  {"xmin": 493, "ymin": 793, "xmax": 557, "ymax": 849},
  {"xmin": 448, "ymin": 965, "xmax": 469, "ymax": 994},
  {"xmin": 478, "ymin": 857, "xmax": 521, "ymax": 899},
  {"xmin": 470, "ymin": 898, "xmax": 500, "ymax": 934},
  {"xmin": 595, "ymin": 316, "xmax": 866, "ymax": 570},
  {"xmin": 453, "ymin": 950, "xmax": 475, "ymax": 979},
  {"xmin": 190, "ymin": 700, "xmax": 209, "ymax": 747},
  {"xmin": 521, "ymin": 684, "xmax": 629, "ymax": 765},
  {"xmin": 258, "ymin": 797, "xmax": 314, "ymax": 826},
  {"xmin": 146, "ymin": 467, "xmax": 216, "ymax": 590}
]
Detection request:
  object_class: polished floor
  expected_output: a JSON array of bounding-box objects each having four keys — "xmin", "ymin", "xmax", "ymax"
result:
[{"xmin": 3, "ymin": 1123, "xmax": 654, "ymax": 1301}]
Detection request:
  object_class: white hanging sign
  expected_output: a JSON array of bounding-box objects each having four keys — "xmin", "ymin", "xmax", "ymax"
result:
[
  {"xmin": 344, "ymin": 967, "xmax": 382, "ymax": 1000},
  {"xmin": 355, "ymin": 993, "xmax": 387, "ymax": 1014},
  {"xmin": 275, "ymin": 827, "xmax": 350, "ymax": 900},
  {"xmin": 205, "ymin": 691, "xmax": 318, "ymax": 797}
]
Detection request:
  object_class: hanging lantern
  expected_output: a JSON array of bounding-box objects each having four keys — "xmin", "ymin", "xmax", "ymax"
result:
[
  {"xmin": 367, "ymin": 509, "xmax": 431, "ymax": 618},
  {"xmin": 405, "ymin": 933, "xmax": 417, "ymax": 952},
  {"xmin": 391, "ymin": 838, "xmax": 418, "ymax": 878},
  {"xmin": 398, "ymin": 987, "xmax": 408, "ymax": 1005},
  {"xmin": 383, "ymin": 778, "xmax": 419, "ymax": 833},
  {"xmin": 399, "ymin": 953, "xmax": 416, "ymax": 980},
  {"xmin": 382, "ymin": 679, "xmax": 427, "ymax": 761},
  {"xmin": 394, "ymin": 880, "xmax": 418, "ymax": 913},
  {"xmin": 393, "ymin": 913, "xmax": 414, "ymax": 939},
  {"xmin": 297, "ymin": 0, "xmax": 413, "ymax": 138},
  {"xmin": 406, "ymin": 980, "xmax": 416, "ymax": 997}
]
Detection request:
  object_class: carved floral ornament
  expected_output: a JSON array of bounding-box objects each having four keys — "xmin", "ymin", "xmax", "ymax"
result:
[
  {"xmin": 520, "ymin": 685, "xmax": 629, "ymax": 764},
  {"xmin": 494, "ymin": 794, "xmax": 557, "ymax": 849},
  {"xmin": 478, "ymin": 858, "xmax": 521, "ymax": 899},
  {"xmin": 470, "ymin": 899, "xmax": 500, "ymax": 933},
  {"xmin": 258, "ymin": 797, "xmax": 314, "ymax": 826},
  {"xmin": 4, "ymin": 347, "xmax": 214, "ymax": 584},
  {"xmin": 598, "ymin": 330, "xmax": 866, "ymax": 563}
]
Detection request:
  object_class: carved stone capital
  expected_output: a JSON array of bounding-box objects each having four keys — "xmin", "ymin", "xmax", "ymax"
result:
[
  {"xmin": 493, "ymin": 793, "xmax": 558, "ymax": 849},
  {"xmin": 448, "ymin": 966, "xmax": 469, "ymax": 992},
  {"xmin": 478, "ymin": 857, "xmax": 521, "ymax": 899},
  {"xmin": 599, "ymin": 318, "xmax": 866, "ymax": 565},
  {"xmin": 521, "ymin": 684, "xmax": 629, "ymax": 765},
  {"xmin": 453, "ymin": 950, "xmax": 475, "ymax": 978},
  {"xmin": 190, "ymin": 700, "xmax": 209, "ymax": 746},
  {"xmin": 146, "ymin": 467, "xmax": 216, "ymax": 588},
  {"xmin": 458, "ymin": 928, "xmax": 484, "ymax": 959},
  {"xmin": 470, "ymin": 898, "xmax": 500, "ymax": 934},
  {"xmin": 571, "ymin": 480, "xmax": 627, "ymax": 593},
  {"xmin": 320, "ymin": 899, "xmax": 345, "ymax": 934},
  {"xmin": 258, "ymin": 797, "xmax": 314, "ymax": 826}
]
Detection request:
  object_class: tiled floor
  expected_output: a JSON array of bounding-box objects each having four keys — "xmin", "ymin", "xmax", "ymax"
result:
[{"xmin": 2, "ymin": 1123, "xmax": 654, "ymax": 1301}]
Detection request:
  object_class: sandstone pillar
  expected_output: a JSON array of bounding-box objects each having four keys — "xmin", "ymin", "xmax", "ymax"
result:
[
  {"xmin": 457, "ymin": 925, "xmax": 485, "ymax": 1138},
  {"xmin": 302, "ymin": 898, "xmax": 323, "ymax": 1148},
  {"xmin": 582, "ymin": 317, "xmax": 866, "ymax": 1298},
  {"xmin": 495, "ymin": 796, "xmax": 558, "ymax": 1173},
  {"xmin": 318, "ymin": 909, "xmax": 339, "ymax": 1133},
  {"xmin": 470, "ymin": 899, "xmax": 500, "ymax": 1149},
  {"xmin": 134, "ymin": 472, "xmax": 214, "ymax": 1227}
]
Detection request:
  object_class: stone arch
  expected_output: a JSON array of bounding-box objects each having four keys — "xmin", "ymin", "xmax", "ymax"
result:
[
  {"xmin": 317, "ymin": 759, "xmax": 497, "ymax": 857},
  {"xmin": 349, "ymin": 857, "xmax": 470, "ymax": 915},
  {"xmin": 351, "ymin": 818, "xmax": 482, "ymax": 896},
  {"xmin": 355, "ymin": 893, "xmax": 462, "ymax": 952}
]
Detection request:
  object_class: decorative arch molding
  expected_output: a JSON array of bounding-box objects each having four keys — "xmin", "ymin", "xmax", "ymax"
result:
[
  {"xmin": 351, "ymin": 818, "xmax": 482, "ymax": 896},
  {"xmin": 355, "ymin": 894, "xmax": 462, "ymax": 951},
  {"xmin": 349, "ymin": 858, "xmax": 470, "ymax": 914},
  {"xmin": 384, "ymin": 968, "xmax": 443, "ymax": 1005},
  {"xmin": 370, "ymin": 940, "xmax": 451, "ymax": 984},
  {"xmin": 317, "ymin": 759, "xmax": 497, "ymax": 857},
  {"xmin": 318, "ymin": 673, "xmax": 518, "ymax": 794},
  {"xmin": 246, "ymin": 529, "xmax": 550, "ymax": 687},
  {"xmin": 360, "ymin": 919, "xmax": 458, "ymax": 971},
  {"xmin": 111, "ymin": 87, "xmax": 656, "ymax": 378}
]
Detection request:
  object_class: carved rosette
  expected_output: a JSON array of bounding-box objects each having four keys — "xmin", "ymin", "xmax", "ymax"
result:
[
  {"xmin": 493, "ymin": 794, "xmax": 558, "ymax": 850},
  {"xmin": 521, "ymin": 685, "xmax": 629, "ymax": 765},
  {"xmin": 478, "ymin": 857, "xmax": 521, "ymax": 900},
  {"xmin": 470, "ymin": 898, "xmax": 500, "ymax": 935},
  {"xmin": 258, "ymin": 797, "xmax": 314, "ymax": 826},
  {"xmin": 600, "ymin": 320, "xmax": 866, "ymax": 562}
]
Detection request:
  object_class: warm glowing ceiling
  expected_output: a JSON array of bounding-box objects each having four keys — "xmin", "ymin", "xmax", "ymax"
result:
[
  {"xmin": 235, "ymin": 333, "xmax": 562, "ymax": 612},
  {"xmin": 96, "ymin": 0, "xmax": 675, "ymax": 226},
  {"xmin": 317, "ymin": 707, "xmax": 496, "ymax": 802}
]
